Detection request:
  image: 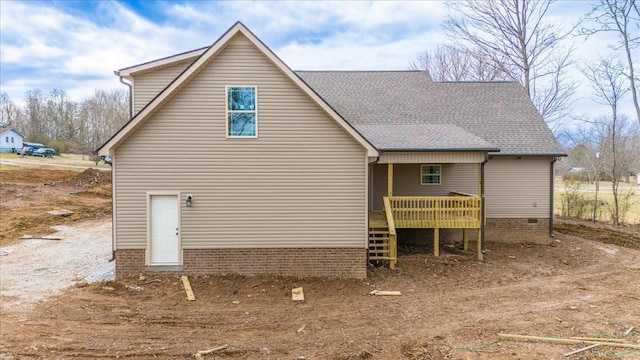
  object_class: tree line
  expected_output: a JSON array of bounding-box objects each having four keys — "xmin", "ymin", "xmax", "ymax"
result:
[{"xmin": 0, "ymin": 88, "xmax": 128, "ymax": 159}]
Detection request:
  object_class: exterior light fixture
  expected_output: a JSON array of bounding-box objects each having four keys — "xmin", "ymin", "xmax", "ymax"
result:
[{"xmin": 186, "ymin": 195, "xmax": 193, "ymax": 207}]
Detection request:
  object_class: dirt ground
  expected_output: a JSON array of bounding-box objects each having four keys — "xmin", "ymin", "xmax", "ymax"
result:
[
  {"xmin": 0, "ymin": 167, "xmax": 112, "ymax": 246},
  {"xmin": 1, "ymin": 167, "xmax": 639, "ymax": 359}
]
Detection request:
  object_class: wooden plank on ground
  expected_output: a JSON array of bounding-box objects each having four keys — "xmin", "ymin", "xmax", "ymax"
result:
[
  {"xmin": 181, "ymin": 275, "xmax": 196, "ymax": 301},
  {"xmin": 369, "ymin": 290, "xmax": 402, "ymax": 296},
  {"xmin": 564, "ymin": 343, "xmax": 600, "ymax": 357},
  {"xmin": 292, "ymin": 287, "xmax": 304, "ymax": 301},
  {"xmin": 570, "ymin": 337, "xmax": 624, "ymax": 343},
  {"xmin": 20, "ymin": 235, "xmax": 62, "ymax": 240},
  {"xmin": 46, "ymin": 209, "xmax": 74, "ymax": 217},
  {"xmin": 498, "ymin": 333, "xmax": 640, "ymax": 349}
]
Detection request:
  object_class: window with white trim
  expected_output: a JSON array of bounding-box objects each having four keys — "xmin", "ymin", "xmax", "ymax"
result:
[
  {"xmin": 226, "ymin": 86, "xmax": 257, "ymax": 137},
  {"xmin": 420, "ymin": 164, "xmax": 441, "ymax": 185}
]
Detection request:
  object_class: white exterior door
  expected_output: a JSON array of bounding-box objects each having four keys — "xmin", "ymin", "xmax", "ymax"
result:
[{"xmin": 150, "ymin": 195, "xmax": 180, "ymax": 265}]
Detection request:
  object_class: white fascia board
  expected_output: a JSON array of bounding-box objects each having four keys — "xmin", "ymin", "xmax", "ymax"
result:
[{"xmin": 115, "ymin": 48, "xmax": 207, "ymax": 79}]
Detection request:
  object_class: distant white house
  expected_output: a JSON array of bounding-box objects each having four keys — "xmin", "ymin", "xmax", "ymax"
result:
[{"xmin": 0, "ymin": 127, "xmax": 25, "ymax": 153}]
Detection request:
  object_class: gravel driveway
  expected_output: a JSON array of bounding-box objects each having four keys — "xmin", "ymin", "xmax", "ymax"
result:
[{"xmin": 0, "ymin": 219, "xmax": 114, "ymax": 310}]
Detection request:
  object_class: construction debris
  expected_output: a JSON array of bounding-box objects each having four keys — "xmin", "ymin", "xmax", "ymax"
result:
[
  {"xmin": 20, "ymin": 235, "xmax": 62, "ymax": 240},
  {"xmin": 46, "ymin": 209, "xmax": 74, "ymax": 217},
  {"xmin": 624, "ymin": 326, "xmax": 635, "ymax": 336},
  {"xmin": 292, "ymin": 287, "xmax": 304, "ymax": 301},
  {"xmin": 498, "ymin": 333, "xmax": 640, "ymax": 350},
  {"xmin": 564, "ymin": 343, "xmax": 600, "ymax": 357},
  {"xmin": 181, "ymin": 275, "xmax": 196, "ymax": 301},
  {"xmin": 369, "ymin": 290, "xmax": 402, "ymax": 296},
  {"xmin": 194, "ymin": 344, "xmax": 228, "ymax": 359}
]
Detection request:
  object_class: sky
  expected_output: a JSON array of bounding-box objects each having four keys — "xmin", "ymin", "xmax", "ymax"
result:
[{"xmin": 0, "ymin": 0, "xmax": 637, "ymax": 125}]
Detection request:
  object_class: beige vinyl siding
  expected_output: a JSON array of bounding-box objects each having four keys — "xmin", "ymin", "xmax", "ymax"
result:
[
  {"xmin": 114, "ymin": 33, "xmax": 367, "ymax": 250},
  {"xmin": 370, "ymin": 163, "xmax": 478, "ymax": 210},
  {"xmin": 485, "ymin": 157, "xmax": 551, "ymax": 218},
  {"xmin": 132, "ymin": 62, "xmax": 193, "ymax": 114},
  {"xmin": 378, "ymin": 152, "xmax": 485, "ymax": 164}
]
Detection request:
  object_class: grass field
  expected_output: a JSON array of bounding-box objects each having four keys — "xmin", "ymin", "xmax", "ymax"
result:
[{"xmin": 555, "ymin": 179, "xmax": 640, "ymax": 225}]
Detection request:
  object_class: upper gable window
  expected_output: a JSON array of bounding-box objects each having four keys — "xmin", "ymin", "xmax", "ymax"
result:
[
  {"xmin": 421, "ymin": 164, "xmax": 441, "ymax": 185},
  {"xmin": 226, "ymin": 86, "xmax": 257, "ymax": 137}
]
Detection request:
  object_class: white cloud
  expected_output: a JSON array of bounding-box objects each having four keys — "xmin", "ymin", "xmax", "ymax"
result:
[{"xmin": 0, "ymin": 0, "xmax": 636, "ymax": 123}]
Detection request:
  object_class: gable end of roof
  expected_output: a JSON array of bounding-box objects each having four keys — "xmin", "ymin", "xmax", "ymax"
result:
[{"xmin": 99, "ymin": 22, "xmax": 378, "ymax": 157}]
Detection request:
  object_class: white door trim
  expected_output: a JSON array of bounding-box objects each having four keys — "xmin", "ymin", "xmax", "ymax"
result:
[{"xmin": 146, "ymin": 191, "xmax": 182, "ymax": 266}]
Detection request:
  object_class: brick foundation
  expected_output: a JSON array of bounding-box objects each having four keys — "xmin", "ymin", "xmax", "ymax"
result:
[{"xmin": 115, "ymin": 248, "xmax": 367, "ymax": 279}]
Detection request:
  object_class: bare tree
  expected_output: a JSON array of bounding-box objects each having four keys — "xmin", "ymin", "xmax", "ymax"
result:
[
  {"xmin": 409, "ymin": 45, "xmax": 514, "ymax": 81},
  {"xmin": 581, "ymin": 0, "xmax": 640, "ymax": 125},
  {"xmin": 0, "ymin": 93, "xmax": 25, "ymax": 130},
  {"xmin": 77, "ymin": 88, "xmax": 129, "ymax": 160},
  {"xmin": 582, "ymin": 57, "xmax": 631, "ymax": 225},
  {"xmin": 443, "ymin": 0, "xmax": 577, "ymax": 130},
  {"xmin": 45, "ymin": 89, "xmax": 77, "ymax": 141},
  {"xmin": 24, "ymin": 89, "xmax": 47, "ymax": 142}
]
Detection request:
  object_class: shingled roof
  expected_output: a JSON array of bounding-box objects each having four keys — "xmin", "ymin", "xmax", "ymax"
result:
[{"xmin": 296, "ymin": 71, "xmax": 565, "ymax": 156}]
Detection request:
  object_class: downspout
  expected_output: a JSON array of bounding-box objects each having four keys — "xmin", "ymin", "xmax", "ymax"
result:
[
  {"xmin": 481, "ymin": 154, "xmax": 488, "ymax": 254},
  {"xmin": 108, "ymin": 73, "xmax": 132, "ymax": 262},
  {"xmin": 549, "ymin": 157, "xmax": 558, "ymax": 238},
  {"xmin": 116, "ymin": 71, "xmax": 133, "ymax": 119}
]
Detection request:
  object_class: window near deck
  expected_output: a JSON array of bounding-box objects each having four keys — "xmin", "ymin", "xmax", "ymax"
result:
[
  {"xmin": 226, "ymin": 86, "xmax": 257, "ymax": 137},
  {"xmin": 421, "ymin": 164, "xmax": 441, "ymax": 185}
]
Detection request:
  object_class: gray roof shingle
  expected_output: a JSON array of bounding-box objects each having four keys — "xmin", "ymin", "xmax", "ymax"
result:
[
  {"xmin": 296, "ymin": 71, "xmax": 566, "ymax": 156},
  {"xmin": 357, "ymin": 124, "xmax": 498, "ymax": 151}
]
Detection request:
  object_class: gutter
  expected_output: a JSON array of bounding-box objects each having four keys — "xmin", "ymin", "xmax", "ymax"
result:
[
  {"xmin": 115, "ymin": 71, "xmax": 133, "ymax": 119},
  {"xmin": 549, "ymin": 157, "xmax": 559, "ymax": 238}
]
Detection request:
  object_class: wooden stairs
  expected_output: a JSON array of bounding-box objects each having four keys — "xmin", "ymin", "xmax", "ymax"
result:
[
  {"xmin": 368, "ymin": 209, "xmax": 397, "ymax": 269},
  {"xmin": 368, "ymin": 227, "xmax": 391, "ymax": 261}
]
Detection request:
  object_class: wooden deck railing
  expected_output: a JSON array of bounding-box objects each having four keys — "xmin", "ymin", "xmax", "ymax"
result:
[
  {"xmin": 384, "ymin": 195, "xmax": 481, "ymax": 229},
  {"xmin": 382, "ymin": 197, "xmax": 397, "ymax": 269}
]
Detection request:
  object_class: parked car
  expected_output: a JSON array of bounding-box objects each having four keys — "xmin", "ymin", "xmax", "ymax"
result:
[
  {"xmin": 32, "ymin": 148, "xmax": 56, "ymax": 158},
  {"xmin": 20, "ymin": 146, "xmax": 37, "ymax": 156}
]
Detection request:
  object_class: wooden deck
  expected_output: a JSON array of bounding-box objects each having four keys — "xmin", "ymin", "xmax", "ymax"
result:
[{"xmin": 368, "ymin": 194, "xmax": 483, "ymax": 268}]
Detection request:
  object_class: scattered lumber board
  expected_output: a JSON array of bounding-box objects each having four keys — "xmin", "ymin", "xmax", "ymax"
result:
[
  {"xmin": 498, "ymin": 333, "xmax": 640, "ymax": 349},
  {"xmin": 20, "ymin": 235, "xmax": 62, "ymax": 240},
  {"xmin": 292, "ymin": 287, "xmax": 304, "ymax": 301},
  {"xmin": 46, "ymin": 209, "xmax": 74, "ymax": 217},
  {"xmin": 194, "ymin": 344, "xmax": 228, "ymax": 359},
  {"xmin": 570, "ymin": 337, "xmax": 624, "ymax": 343},
  {"xmin": 624, "ymin": 326, "xmax": 635, "ymax": 336},
  {"xmin": 564, "ymin": 343, "xmax": 600, "ymax": 357},
  {"xmin": 181, "ymin": 275, "xmax": 196, "ymax": 301},
  {"xmin": 369, "ymin": 290, "xmax": 402, "ymax": 296}
]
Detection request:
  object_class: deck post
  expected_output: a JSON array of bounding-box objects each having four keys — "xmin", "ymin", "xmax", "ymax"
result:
[
  {"xmin": 434, "ymin": 228, "xmax": 440, "ymax": 256},
  {"xmin": 463, "ymin": 229, "xmax": 468, "ymax": 251},
  {"xmin": 387, "ymin": 163, "xmax": 393, "ymax": 197},
  {"xmin": 477, "ymin": 228, "xmax": 483, "ymax": 260}
]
